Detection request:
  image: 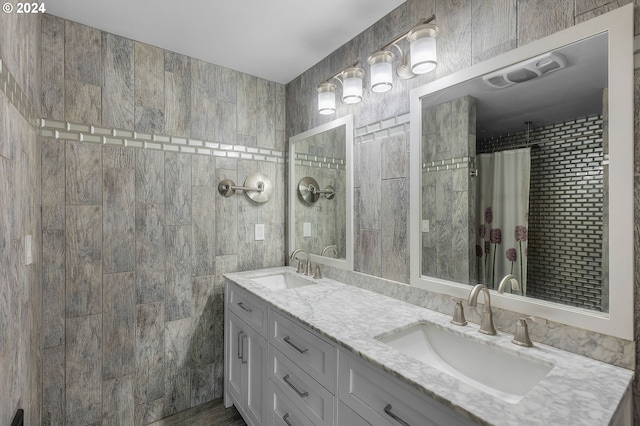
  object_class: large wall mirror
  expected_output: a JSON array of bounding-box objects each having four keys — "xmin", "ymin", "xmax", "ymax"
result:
[
  {"xmin": 289, "ymin": 115, "xmax": 354, "ymax": 270},
  {"xmin": 409, "ymin": 5, "xmax": 633, "ymax": 339}
]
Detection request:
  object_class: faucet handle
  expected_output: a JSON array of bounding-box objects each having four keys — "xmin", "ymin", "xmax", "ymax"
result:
[
  {"xmin": 512, "ymin": 316, "xmax": 547, "ymax": 347},
  {"xmin": 313, "ymin": 264, "xmax": 322, "ymax": 279},
  {"xmin": 450, "ymin": 298, "xmax": 468, "ymax": 326},
  {"xmin": 527, "ymin": 316, "xmax": 547, "ymax": 325},
  {"xmin": 305, "ymin": 257, "xmax": 313, "ymax": 276}
]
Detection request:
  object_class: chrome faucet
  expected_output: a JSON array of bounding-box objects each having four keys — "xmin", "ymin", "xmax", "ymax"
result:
[
  {"xmin": 467, "ymin": 284, "xmax": 496, "ymax": 335},
  {"xmin": 498, "ymin": 274, "xmax": 520, "ymax": 294},
  {"xmin": 290, "ymin": 249, "xmax": 313, "ymax": 276},
  {"xmin": 321, "ymin": 245, "xmax": 338, "ymax": 257},
  {"xmin": 289, "ymin": 249, "xmax": 309, "ymax": 274}
]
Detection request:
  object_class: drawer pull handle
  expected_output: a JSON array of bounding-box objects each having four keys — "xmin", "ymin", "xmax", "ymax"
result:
[
  {"xmin": 241, "ymin": 334, "xmax": 248, "ymax": 364},
  {"xmin": 237, "ymin": 331, "xmax": 244, "ymax": 359},
  {"xmin": 237, "ymin": 302, "xmax": 253, "ymax": 312},
  {"xmin": 282, "ymin": 413, "xmax": 293, "ymax": 426},
  {"xmin": 384, "ymin": 404, "xmax": 411, "ymax": 426},
  {"xmin": 283, "ymin": 374, "xmax": 308, "ymax": 397},
  {"xmin": 283, "ymin": 336, "xmax": 309, "ymax": 354}
]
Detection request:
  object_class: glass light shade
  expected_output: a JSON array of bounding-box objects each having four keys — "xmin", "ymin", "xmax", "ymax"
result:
[
  {"xmin": 368, "ymin": 51, "xmax": 395, "ymax": 93},
  {"xmin": 408, "ymin": 24, "xmax": 439, "ymax": 74},
  {"xmin": 341, "ymin": 67, "xmax": 364, "ymax": 104},
  {"xmin": 317, "ymin": 82, "xmax": 336, "ymax": 115}
]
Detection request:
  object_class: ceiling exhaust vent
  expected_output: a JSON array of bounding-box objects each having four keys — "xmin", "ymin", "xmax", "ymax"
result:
[{"xmin": 482, "ymin": 52, "xmax": 567, "ymax": 89}]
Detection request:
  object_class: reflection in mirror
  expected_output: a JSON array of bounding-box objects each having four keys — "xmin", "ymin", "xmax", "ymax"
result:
[
  {"xmin": 410, "ymin": 5, "xmax": 633, "ymax": 339},
  {"xmin": 289, "ymin": 115, "xmax": 354, "ymax": 270},
  {"xmin": 421, "ymin": 33, "xmax": 608, "ymax": 312}
]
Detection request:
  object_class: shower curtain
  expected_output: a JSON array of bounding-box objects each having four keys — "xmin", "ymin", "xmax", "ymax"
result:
[{"xmin": 476, "ymin": 148, "xmax": 531, "ymax": 294}]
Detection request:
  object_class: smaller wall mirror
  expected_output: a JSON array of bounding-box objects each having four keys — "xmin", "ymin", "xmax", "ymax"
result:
[{"xmin": 289, "ymin": 115, "xmax": 354, "ymax": 270}]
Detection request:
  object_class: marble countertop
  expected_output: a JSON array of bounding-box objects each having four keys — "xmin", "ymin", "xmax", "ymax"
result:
[{"xmin": 224, "ymin": 266, "xmax": 633, "ymax": 426}]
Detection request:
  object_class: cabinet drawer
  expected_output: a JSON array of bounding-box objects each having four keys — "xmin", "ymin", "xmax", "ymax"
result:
[
  {"xmin": 337, "ymin": 400, "xmax": 371, "ymax": 426},
  {"xmin": 338, "ymin": 349, "xmax": 473, "ymax": 426},
  {"xmin": 267, "ymin": 379, "xmax": 315, "ymax": 426},
  {"xmin": 269, "ymin": 310, "xmax": 336, "ymax": 392},
  {"xmin": 227, "ymin": 281, "xmax": 268, "ymax": 336},
  {"xmin": 269, "ymin": 346, "xmax": 334, "ymax": 426}
]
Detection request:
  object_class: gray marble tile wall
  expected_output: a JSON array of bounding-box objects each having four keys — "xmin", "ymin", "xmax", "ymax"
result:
[
  {"xmin": 0, "ymin": 9, "xmax": 43, "ymax": 426},
  {"xmin": 421, "ymin": 96, "xmax": 475, "ymax": 284},
  {"xmin": 354, "ymin": 118, "xmax": 410, "ymax": 282},
  {"xmin": 40, "ymin": 14, "xmax": 285, "ymax": 426},
  {"xmin": 286, "ymin": 0, "xmax": 640, "ymax": 420}
]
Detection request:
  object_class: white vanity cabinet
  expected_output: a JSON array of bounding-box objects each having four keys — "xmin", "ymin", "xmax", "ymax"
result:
[
  {"xmin": 225, "ymin": 280, "xmax": 474, "ymax": 426},
  {"xmin": 225, "ymin": 270, "xmax": 634, "ymax": 426},
  {"xmin": 225, "ymin": 283, "xmax": 268, "ymax": 426}
]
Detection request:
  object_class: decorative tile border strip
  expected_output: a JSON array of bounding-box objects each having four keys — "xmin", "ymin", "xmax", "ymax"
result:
[
  {"xmin": 0, "ymin": 58, "xmax": 40, "ymax": 128},
  {"xmin": 294, "ymin": 153, "xmax": 345, "ymax": 170},
  {"xmin": 40, "ymin": 119, "xmax": 286, "ymax": 162},
  {"xmin": 1, "ymin": 53, "xmax": 286, "ymax": 163},
  {"xmin": 355, "ymin": 113, "xmax": 410, "ymax": 144},
  {"xmin": 422, "ymin": 156, "xmax": 472, "ymax": 172}
]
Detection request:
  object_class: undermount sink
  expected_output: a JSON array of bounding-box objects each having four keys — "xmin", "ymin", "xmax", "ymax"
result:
[
  {"xmin": 250, "ymin": 273, "xmax": 315, "ymax": 291},
  {"xmin": 376, "ymin": 322, "xmax": 554, "ymax": 404}
]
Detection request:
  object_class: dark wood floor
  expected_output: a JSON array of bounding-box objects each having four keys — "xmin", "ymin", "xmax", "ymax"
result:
[{"xmin": 148, "ymin": 398, "xmax": 247, "ymax": 426}]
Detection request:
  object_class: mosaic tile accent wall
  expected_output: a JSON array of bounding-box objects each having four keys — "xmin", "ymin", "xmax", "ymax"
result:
[
  {"xmin": 478, "ymin": 115, "xmax": 606, "ymax": 312},
  {"xmin": 0, "ymin": 10, "xmax": 43, "ymax": 426},
  {"xmin": 40, "ymin": 14, "xmax": 286, "ymax": 426}
]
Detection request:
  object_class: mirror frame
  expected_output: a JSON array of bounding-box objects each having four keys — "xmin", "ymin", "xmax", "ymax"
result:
[
  {"xmin": 409, "ymin": 5, "xmax": 633, "ymax": 340},
  {"xmin": 289, "ymin": 115, "xmax": 354, "ymax": 271}
]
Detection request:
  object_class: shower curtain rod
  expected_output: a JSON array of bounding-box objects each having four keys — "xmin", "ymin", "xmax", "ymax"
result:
[
  {"xmin": 493, "ymin": 140, "xmax": 543, "ymax": 151},
  {"xmin": 484, "ymin": 136, "xmax": 579, "ymax": 153}
]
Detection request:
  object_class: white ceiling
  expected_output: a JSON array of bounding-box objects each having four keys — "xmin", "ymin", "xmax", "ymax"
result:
[
  {"xmin": 46, "ymin": 0, "xmax": 406, "ymax": 85},
  {"xmin": 421, "ymin": 33, "xmax": 608, "ymax": 139}
]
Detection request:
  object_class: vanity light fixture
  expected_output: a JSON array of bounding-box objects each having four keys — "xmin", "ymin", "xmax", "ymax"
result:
[
  {"xmin": 317, "ymin": 82, "xmax": 337, "ymax": 115},
  {"xmin": 366, "ymin": 14, "xmax": 439, "ymax": 93},
  {"xmin": 315, "ymin": 16, "xmax": 439, "ymax": 115},
  {"xmin": 341, "ymin": 67, "xmax": 365, "ymax": 104},
  {"xmin": 316, "ymin": 62, "xmax": 364, "ymax": 114},
  {"xmin": 408, "ymin": 22, "xmax": 439, "ymax": 74},
  {"xmin": 368, "ymin": 50, "xmax": 395, "ymax": 93}
]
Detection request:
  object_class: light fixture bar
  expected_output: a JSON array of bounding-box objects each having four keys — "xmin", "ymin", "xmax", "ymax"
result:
[
  {"xmin": 378, "ymin": 14, "xmax": 436, "ymax": 52},
  {"xmin": 321, "ymin": 61, "xmax": 360, "ymax": 86}
]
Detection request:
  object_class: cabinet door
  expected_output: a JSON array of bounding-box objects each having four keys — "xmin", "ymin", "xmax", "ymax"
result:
[
  {"xmin": 227, "ymin": 312, "xmax": 245, "ymax": 407},
  {"xmin": 245, "ymin": 324, "xmax": 268, "ymax": 426}
]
